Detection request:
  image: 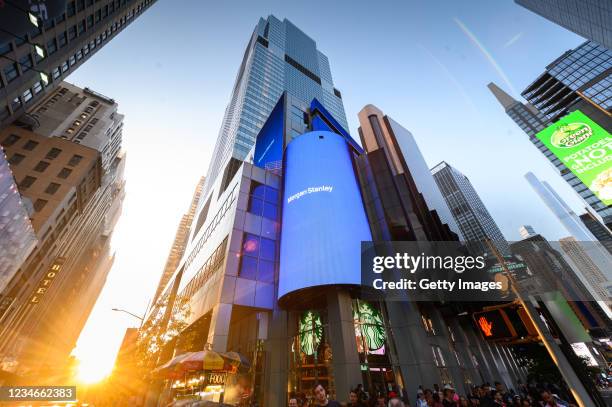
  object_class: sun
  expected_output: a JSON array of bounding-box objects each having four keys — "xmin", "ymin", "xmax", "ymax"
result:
[{"xmin": 76, "ymin": 357, "xmax": 114, "ymax": 384}]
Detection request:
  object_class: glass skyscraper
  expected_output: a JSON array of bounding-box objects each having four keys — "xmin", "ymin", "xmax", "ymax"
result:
[
  {"xmin": 431, "ymin": 161, "xmax": 510, "ymax": 256},
  {"xmin": 521, "ymin": 41, "xmax": 611, "ymax": 121},
  {"xmin": 515, "ymin": 0, "xmax": 612, "ymax": 50},
  {"xmin": 0, "ymin": 150, "xmax": 37, "ymax": 294},
  {"xmin": 488, "ymin": 43, "xmax": 612, "ymax": 228},
  {"xmin": 201, "ymin": 15, "xmax": 348, "ymax": 199}
]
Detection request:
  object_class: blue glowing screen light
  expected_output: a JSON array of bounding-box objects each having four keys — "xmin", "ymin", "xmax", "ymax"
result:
[
  {"xmin": 254, "ymin": 95, "xmax": 285, "ymax": 170},
  {"xmin": 278, "ymin": 130, "xmax": 372, "ymax": 300}
]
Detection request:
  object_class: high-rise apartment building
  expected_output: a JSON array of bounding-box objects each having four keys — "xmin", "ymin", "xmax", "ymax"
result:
[
  {"xmin": 0, "ymin": 83, "xmax": 126, "ymax": 377},
  {"xmin": 431, "ymin": 161, "xmax": 510, "ymax": 256},
  {"xmin": 151, "ymin": 176, "xmax": 205, "ymax": 306},
  {"xmin": 201, "ymin": 15, "xmax": 348, "ymax": 199},
  {"xmin": 0, "ymin": 0, "xmax": 156, "ymax": 127},
  {"xmin": 515, "ymin": 0, "xmax": 612, "ymax": 49},
  {"xmin": 0, "ymin": 150, "xmax": 37, "ymax": 294}
]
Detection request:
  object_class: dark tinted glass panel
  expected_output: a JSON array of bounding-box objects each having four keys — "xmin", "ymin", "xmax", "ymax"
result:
[
  {"xmin": 259, "ymin": 238, "xmax": 275, "ymax": 261},
  {"xmin": 239, "ymin": 255, "xmax": 257, "ymax": 280}
]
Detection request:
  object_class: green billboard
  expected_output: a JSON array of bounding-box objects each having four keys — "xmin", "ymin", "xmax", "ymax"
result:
[{"xmin": 535, "ymin": 110, "xmax": 612, "ymax": 205}]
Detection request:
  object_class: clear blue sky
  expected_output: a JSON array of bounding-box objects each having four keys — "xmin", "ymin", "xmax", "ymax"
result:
[{"xmin": 67, "ymin": 0, "xmax": 588, "ymax": 374}]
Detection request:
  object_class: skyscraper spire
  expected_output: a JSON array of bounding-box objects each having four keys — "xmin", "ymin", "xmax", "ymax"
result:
[{"xmin": 487, "ymin": 82, "xmax": 517, "ymax": 110}]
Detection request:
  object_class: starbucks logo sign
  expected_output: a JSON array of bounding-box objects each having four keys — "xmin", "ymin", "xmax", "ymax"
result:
[
  {"xmin": 299, "ymin": 311, "xmax": 323, "ymax": 356},
  {"xmin": 551, "ymin": 122, "xmax": 592, "ymax": 148}
]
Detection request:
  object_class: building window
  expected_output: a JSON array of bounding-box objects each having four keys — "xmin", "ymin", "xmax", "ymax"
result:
[
  {"xmin": 45, "ymin": 147, "xmax": 62, "ymax": 160},
  {"xmin": 247, "ymin": 181, "xmax": 278, "ymax": 220},
  {"xmin": 421, "ymin": 310, "xmax": 437, "ymax": 335},
  {"xmin": 68, "ymin": 154, "xmax": 83, "ymax": 166},
  {"xmin": 19, "ymin": 54, "xmax": 32, "ymax": 73},
  {"xmin": 23, "ymin": 140, "xmax": 39, "ymax": 151},
  {"xmin": 9, "ymin": 153, "xmax": 26, "ymax": 165},
  {"xmin": 58, "ymin": 32, "xmax": 67, "ymax": 48},
  {"xmin": 3, "ymin": 63, "xmax": 18, "ymax": 83},
  {"xmin": 78, "ymin": 20, "xmax": 86, "ymax": 35},
  {"xmin": 238, "ymin": 233, "xmax": 275, "ymax": 282},
  {"xmin": 33, "ymin": 81, "xmax": 43, "ymax": 95},
  {"xmin": 34, "ymin": 199, "xmax": 48, "ymax": 212},
  {"xmin": 22, "ymin": 89, "xmax": 33, "ymax": 103},
  {"xmin": 34, "ymin": 161, "xmax": 50, "ymax": 172},
  {"xmin": 19, "ymin": 176, "xmax": 37, "ymax": 189},
  {"xmin": 67, "ymin": 1, "xmax": 76, "ymax": 16},
  {"xmin": 2, "ymin": 133, "xmax": 21, "ymax": 146},
  {"xmin": 45, "ymin": 182, "xmax": 61, "ymax": 195},
  {"xmin": 68, "ymin": 26, "xmax": 77, "ymax": 41},
  {"xmin": 57, "ymin": 167, "xmax": 72, "ymax": 179},
  {"xmin": 47, "ymin": 38, "xmax": 57, "ymax": 55}
]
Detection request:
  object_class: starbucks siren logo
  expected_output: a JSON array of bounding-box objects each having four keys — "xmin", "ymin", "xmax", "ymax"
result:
[{"xmin": 550, "ymin": 122, "xmax": 592, "ymax": 148}]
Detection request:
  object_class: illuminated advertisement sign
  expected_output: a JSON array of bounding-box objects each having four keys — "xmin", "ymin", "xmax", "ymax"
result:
[
  {"xmin": 253, "ymin": 95, "xmax": 284, "ymax": 171},
  {"xmin": 535, "ymin": 110, "xmax": 612, "ymax": 205},
  {"xmin": 278, "ymin": 131, "xmax": 372, "ymax": 300},
  {"xmin": 299, "ymin": 311, "xmax": 323, "ymax": 356}
]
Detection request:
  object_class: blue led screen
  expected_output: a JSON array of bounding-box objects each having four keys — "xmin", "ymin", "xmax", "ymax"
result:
[
  {"xmin": 278, "ymin": 131, "xmax": 372, "ymax": 300},
  {"xmin": 253, "ymin": 95, "xmax": 284, "ymax": 170}
]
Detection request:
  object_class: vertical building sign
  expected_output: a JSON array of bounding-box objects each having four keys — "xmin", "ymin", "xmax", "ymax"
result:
[
  {"xmin": 30, "ymin": 258, "xmax": 64, "ymax": 304},
  {"xmin": 535, "ymin": 110, "xmax": 612, "ymax": 205}
]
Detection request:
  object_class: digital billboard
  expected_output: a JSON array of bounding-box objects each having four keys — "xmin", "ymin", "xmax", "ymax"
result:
[
  {"xmin": 278, "ymin": 131, "xmax": 372, "ymax": 301},
  {"xmin": 253, "ymin": 95, "xmax": 285, "ymax": 170},
  {"xmin": 535, "ymin": 110, "xmax": 612, "ymax": 205}
]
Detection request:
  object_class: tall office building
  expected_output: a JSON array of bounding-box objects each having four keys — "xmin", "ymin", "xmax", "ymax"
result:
[
  {"xmin": 524, "ymin": 172, "xmax": 600, "ymax": 242},
  {"xmin": 141, "ymin": 17, "xmax": 533, "ymax": 407},
  {"xmin": 525, "ymin": 172, "xmax": 611, "ymax": 302},
  {"xmin": 431, "ymin": 161, "xmax": 510, "ymax": 256},
  {"xmin": 0, "ymin": 150, "xmax": 37, "ymax": 294},
  {"xmin": 151, "ymin": 176, "xmax": 205, "ymax": 306},
  {"xmin": 489, "ymin": 77, "xmax": 612, "ymax": 229},
  {"xmin": 559, "ymin": 236, "xmax": 610, "ymax": 303},
  {"xmin": 0, "ymin": 0, "xmax": 156, "ymax": 127},
  {"xmin": 29, "ymin": 82, "xmax": 124, "ymax": 171},
  {"xmin": 515, "ymin": 0, "xmax": 612, "ymax": 49},
  {"xmin": 519, "ymin": 225, "xmax": 537, "ymax": 239},
  {"xmin": 0, "ymin": 83, "xmax": 126, "ymax": 377},
  {"xmin": 201, "ymin": 15, "xmax": 348, "ymax": 199},
  {"xmin": 145, "ymin": 96, "xmax": 527, "ymax": 405},
  {"xmin": 580, "ymin": 212, "xmax": 612, "ymax": 256},
  {"xmin": 521, "ymin": 41, "xmax": 611, "ymax": 122},
  {"xmin": 356, "ymin": 105, "xmax": 461, "ymax": 240}
]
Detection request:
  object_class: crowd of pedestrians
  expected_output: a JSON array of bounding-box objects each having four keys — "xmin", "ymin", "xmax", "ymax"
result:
[{"xmin": 288, "ymin": 381, "xmax": 578, "ymax": 407}]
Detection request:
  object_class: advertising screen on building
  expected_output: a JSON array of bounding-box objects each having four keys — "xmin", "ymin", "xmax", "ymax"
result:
[
  {"xmin": 535, "ymin": 110, "xmax": 612, "ymax": 205},
  {"xmin": 278, "ymin": 131, "xmax": 372, "ymax": 301}
]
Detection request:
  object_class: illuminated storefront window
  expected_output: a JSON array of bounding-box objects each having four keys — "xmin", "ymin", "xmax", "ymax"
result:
[
  {"xmin": 289, "ymin": 310, "xmax": 335, "ymax": 400},
  {"xmin": 353, "ymin": 300, "xmax": 403, "ymax": 397}
]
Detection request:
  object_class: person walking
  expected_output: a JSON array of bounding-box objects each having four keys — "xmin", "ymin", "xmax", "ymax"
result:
[{"xmin": 313, "ymin": 384, "xmax": 341, "ymax": 407}]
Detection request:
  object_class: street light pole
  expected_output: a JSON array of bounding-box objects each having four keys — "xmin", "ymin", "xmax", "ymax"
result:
[
  {"xmin": 111, "ymin": 308, "xmax": 145, "ymax": 329},
  {"xmin": 485, "ymin": 239, "xmax": 596, "ymax": 407}
]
